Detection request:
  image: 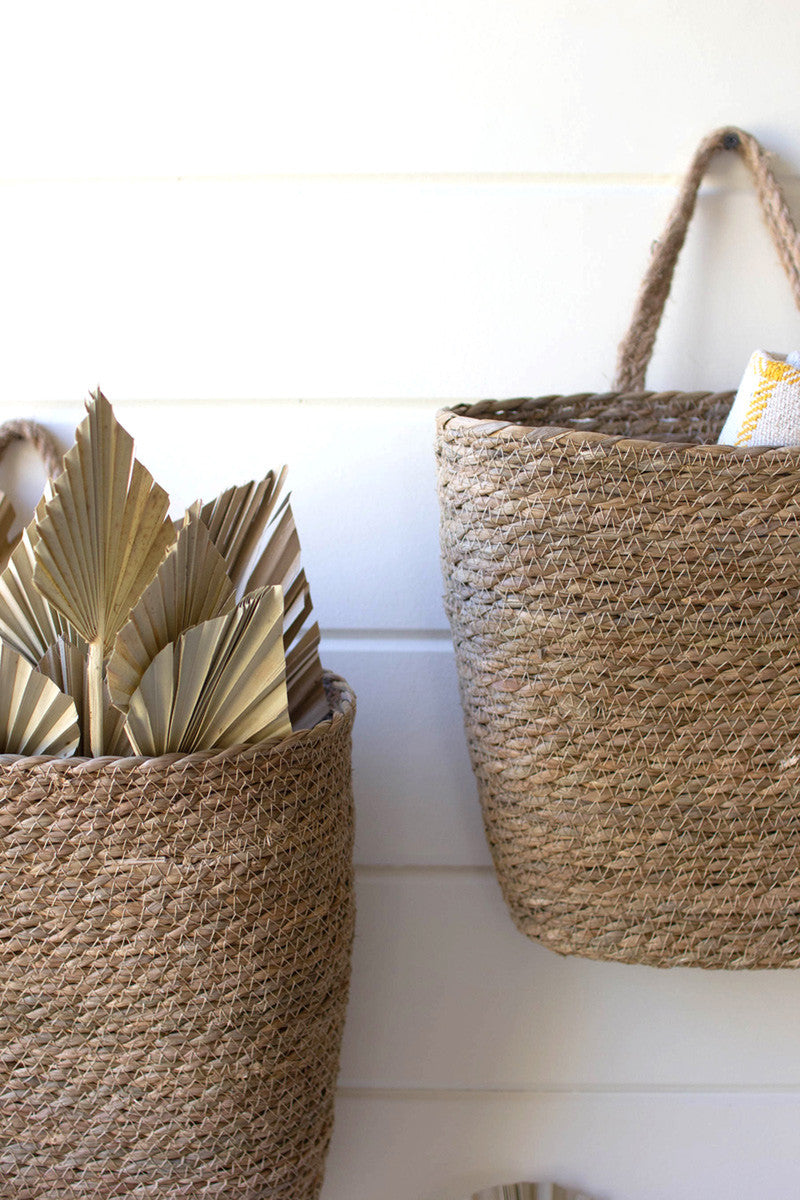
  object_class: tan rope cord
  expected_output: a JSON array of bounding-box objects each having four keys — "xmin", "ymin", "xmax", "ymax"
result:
[
  {"xmin": 615, "ymin": 126, "xmax": 800, "ymax": 392},
  {"xmin": 0, "ymin": 418, "xmax": 62, "ymax": 478}
]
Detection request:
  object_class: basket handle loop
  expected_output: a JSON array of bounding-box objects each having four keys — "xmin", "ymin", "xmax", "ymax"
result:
[
  {"xmin": 614, "ymin": 126, "xmax": 800, "ymax": 392},
  {"xmin": 0, "ymin": 419, "xmax": 62, "ymax": 480}
]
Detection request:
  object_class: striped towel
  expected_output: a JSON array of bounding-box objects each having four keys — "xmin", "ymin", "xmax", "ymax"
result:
[{"xmin": 718, "ymin": 349, "xmax": 800, "ymax": 447}]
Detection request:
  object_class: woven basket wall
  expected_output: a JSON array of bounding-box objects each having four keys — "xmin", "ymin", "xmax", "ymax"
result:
[
  {"xmin": 0, "ymin": 672, "xmax": 355, "ymax": 1198},
  {"xmin": 435, "ymin": 128, "xmax": 800, "ymax": 969}
]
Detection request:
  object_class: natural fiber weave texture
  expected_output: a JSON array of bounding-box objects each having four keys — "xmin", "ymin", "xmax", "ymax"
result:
[
  {"xmin": 0, "ymin": 672, "xmax": 355, "ymax": 1197},
  {"xmin": 437, "ymin": 392, "xmax": 800, "ymax": 968}
]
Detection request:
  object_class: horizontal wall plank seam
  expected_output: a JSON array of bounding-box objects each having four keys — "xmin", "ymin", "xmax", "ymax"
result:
[
  {"xmin": 1, "ymin": 173, "xmax": 798, "ymax": 187},
  {"xmin": 336, "ymin": 1085, "xmax": 800, "ymax": 1099},
  {"xmin": 322, "ymin": 632, "xmax": 453, "ymax": 652}
]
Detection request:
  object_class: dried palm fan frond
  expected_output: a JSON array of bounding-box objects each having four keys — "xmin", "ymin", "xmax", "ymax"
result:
[
  {"xmin": 125, "ymin": 586, "xmax": 291, "ymax": 755},
  {"xmin": 0, "ymin": 390, "xmax": 324, "ymax": 757},
  {"xmin": 286, "ymin": 622, "xmax": 328, "ymax": 727},
  {"xmin": 198, "ymin": 481, "xmax": 326, "ymax": 727},
  {"xmin": 32, "ymin": 391, "xmax": 175, "ymax": 754},
  {"xmin": 38, "ymin": 635, "xmax": 131, "ymax": 755},
  {"xmin": 246, "ymin": 499, "xmax": 325, "ymax": 728},
  {"xmin": 198, "ymin": 469, "xmax": 287, "ymax": 591},
  {"xmin": 106, "ymin": 510, "xmax": 235, "ymax": 716},
  {"xmin": 0, "ymin": 519, "xmax": 74, "ymax": 663},
  {"xmin": 0, "ymin": 640, "xmax": 80, "ymax": 756}
]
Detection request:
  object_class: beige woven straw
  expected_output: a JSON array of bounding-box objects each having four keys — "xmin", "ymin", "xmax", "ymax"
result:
[
  {"xmin": 0, "ymin": 672, "xmax": 355, "ymax": 1197},
  {"xmin": 436, "ymin": 127, "xmax": 800, "ymax": 969}
]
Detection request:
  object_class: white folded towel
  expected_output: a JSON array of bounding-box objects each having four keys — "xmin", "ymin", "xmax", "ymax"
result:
[{"xmin": 718, "ymin": 349, "xmax": 800, "ymax": 447}]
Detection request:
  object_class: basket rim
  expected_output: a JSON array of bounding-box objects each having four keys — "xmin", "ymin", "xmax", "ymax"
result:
[
  {"xmin": 436, "ymin": 391, "xmax": 800, "ymax": 460},
  {"xmin": 0, "ymin": 670, "xmax": 355, "ymax": 776}
]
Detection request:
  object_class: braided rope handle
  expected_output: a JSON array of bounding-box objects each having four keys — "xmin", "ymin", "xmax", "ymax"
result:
[
  {"xmin": 0, "ymin": 419, "xmax": 62, "ymax": 479},
  {"xmin": 615, "ymin": 126, "xmax": 800, "ymax": 392}
]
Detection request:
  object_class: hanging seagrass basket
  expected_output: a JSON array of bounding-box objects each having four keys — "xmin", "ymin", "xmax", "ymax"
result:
[
  {"xmin": 436, "ymin": 126, "xmax": 800, "ymax": 969},
  {"xmin": 0, "ymin": 670, "xmax": 356, "ymax": 1198}
]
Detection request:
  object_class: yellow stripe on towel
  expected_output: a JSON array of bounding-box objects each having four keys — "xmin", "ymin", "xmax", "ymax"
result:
[
  {"xmin": 733, "ymin": 357, "xmax": 798, "ymax": 444},
  {"xmin": 719, "ymin": 349, "xmax": 800, "ymax": 448}
]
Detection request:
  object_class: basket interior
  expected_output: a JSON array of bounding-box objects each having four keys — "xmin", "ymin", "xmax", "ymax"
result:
[{"xmin": 460, "ymin": 390, "xmax": 735, "ymax": 445}]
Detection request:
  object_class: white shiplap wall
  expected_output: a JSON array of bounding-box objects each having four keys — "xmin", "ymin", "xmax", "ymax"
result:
[{"xmin": 4, "ymin": 4, "xmax": 800, "ymax": 1198}]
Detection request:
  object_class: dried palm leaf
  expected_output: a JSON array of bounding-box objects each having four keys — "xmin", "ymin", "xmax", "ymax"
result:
[
  {"xmin": 235, "ymin": 493, "xmax": 297, "ymax": 597},
  {"xmin": 0, "ymin": 641, "xmax": 80, "ymax": 756},
  {"xmin": 38, "ymin": 636, "xmax": 132, "ymax": 756},
  {"xmin": 38, "ymin": 636, "xmax": 85, "ymax": 713},
  {"xmin": 33, "ymin": 391, "xmax": 175, "ymax": 650},
  {"xmin": 244, "ymin": 499, "xmax": 325, "ymax": 724},
  {"xmin": 102, "ymin": 698, "xmax": 134, "ymax": 756},
  {"xmin": 125, "ymin": 586, "xmax": 291, "ymax": 755},
  {"xmin": 33, "ymin": 390, "xmax": 175, "ymax": 754},
  {"xmin": 282, "ymin": 566, "xmax": 314, "ymax": 647},
  {"xmin": 286, "ymin": 623, "xmax": 328, "ymax": 728},
  {"xmin": 231, "ymin": 493, "xmax": 324, "ymax": 718},
  {"xmin": 0, "ymin": 518, "xmax": 74, "ymax": 664},
  {"xmin": 197, "ymin": 476, "xmax": 326, "ymax": 727},
  {"xmin": 106, "ymin": 511, "xmax": 235, "ymax": 715},
  {"xmin": 198, "ymin": 468, "xmax": 287, "ymax": 591}
]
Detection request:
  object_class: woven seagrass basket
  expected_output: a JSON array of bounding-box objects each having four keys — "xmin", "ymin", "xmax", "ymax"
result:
[
  {"xmin": 436, "ymin": 127, "xmax": 800, "ymax": 969},
  {"xmin": 0, "ymin": 671, "xmax": 355, "ymax": 1198}
]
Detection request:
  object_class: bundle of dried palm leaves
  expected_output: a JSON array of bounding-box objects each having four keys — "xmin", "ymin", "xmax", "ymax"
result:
[{"xmin": 0, "ymin": 390, "xmax": 326, "ymax": 757}]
